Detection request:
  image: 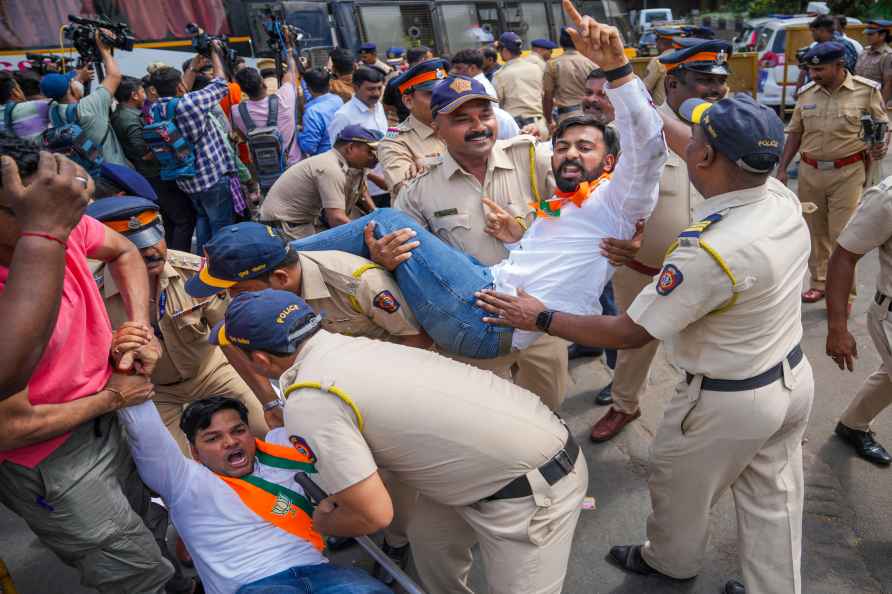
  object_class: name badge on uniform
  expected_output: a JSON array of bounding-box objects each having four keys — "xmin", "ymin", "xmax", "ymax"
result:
[
  {"xmin": 433, "ymin": 208, "xmax": 459, "ymax": 218},
  {"xmin": 802, "ymin": 104, "xmax": 817, "ymax": 110},
  {"xmin": 385, "ymin": 127, "xmax": 399, "ymax": 139}
]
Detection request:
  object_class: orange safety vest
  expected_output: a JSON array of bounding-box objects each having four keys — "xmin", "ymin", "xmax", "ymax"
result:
[{"xmin": 215, "ymin": 439, "xmax": 324, "ymax": 551}]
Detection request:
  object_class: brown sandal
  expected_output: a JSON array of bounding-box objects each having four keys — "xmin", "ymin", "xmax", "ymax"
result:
[{"xmin": 801, "ymin": 289, "xmax": 825, "ymax": 303}]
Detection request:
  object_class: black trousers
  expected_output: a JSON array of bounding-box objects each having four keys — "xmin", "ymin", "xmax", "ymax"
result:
[{"xmin": 149, "ymin": 177, "xmax": 197, "ymax": 253}]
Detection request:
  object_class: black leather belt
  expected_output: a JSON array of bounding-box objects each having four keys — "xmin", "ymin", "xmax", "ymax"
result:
[
  {"xmin": 556, "ymin": 104, "xmax": 582, "ymax": 115},
  {"xmin": 875, "ymin": 291, "xmax": 892, "ymax": 311},
  {"xmin": 514, "ymin": 115, "xmax": 537, "ymax": 127},
  {"xmin": 685, "ymin": 344, "xmax": 803, "ymax": 392},
  {"xmin": 483, "ymin": 431, "xmax": 579, "ymax": 501}
]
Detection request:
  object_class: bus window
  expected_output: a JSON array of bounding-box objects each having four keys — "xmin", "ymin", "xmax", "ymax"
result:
[
  {"xmin": 504, "ymin": 2, "xmax": 551, "ymax": 45},
  {"xmin": 439, "ymin": 3, "xmax": 498, "ymax": 53},
  {"xmin": 358, "ymin": 4, "xmax": 437, "ymax": 53},
  {"xmin": 550, "ymin": 1, "xmax": 567, "ymax": 39}
]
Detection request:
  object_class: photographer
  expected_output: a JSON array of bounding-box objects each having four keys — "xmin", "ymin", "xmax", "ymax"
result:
[
  {"xmin": 148, "ymin": 41, "xmax": 236, "ymax": 252},
  {"xmin": 41, "ymin": 29, "xmax": 129, "ymax": 167},
  {"xmin": 0, "ymin": 71, "xmax": 51, "ymax": 142}
]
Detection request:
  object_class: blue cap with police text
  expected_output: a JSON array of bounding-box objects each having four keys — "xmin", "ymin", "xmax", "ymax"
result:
[
  {"xmin": 39, "ymin": 71, "xmax": 77, "ymax": 100},
  {"xmin": 499, "ymin": 32, "xmax": 523, "ymax": 53},
  {"xmin": 99, "ymin": 163, "xmax": 158, "ymax": 202},
  {"xmin": 209, "ymin": 289, "xmax": 322, "ymax": 354},
  {"xmin": 802, "ymin": 41, "xmax": 845, "ymax": 66},
  {"xmin": 86, "ymin": 196, "xmax": 164, "ymax": 250},
  {"xmin": 679, "ymin": 93, "xmax": 785, "ymax": 174},
  {"xmin": 185, "ymin": 222, "xmax": 290, "ymax": 298},
  {"xmin": 359, "ymin": 42, "xmax": 377, "ymax": 53},
  {"xmin": 531, "ymin": 38, "xmax": 558, "ymax": 49},
  {"xmin": 430, "ymin": 75, "xmax": 497, "ymax": 117},
  {"xmin": 336, "ymin": 124, "xmax": 384, "ymax": 147},
  {"xmin": 396, "ymin": 58, "xmax": 449, "ymax": 94},
  {"xmin": 660, "ymin": 39, "xmax": 732, "ymax": 76}
]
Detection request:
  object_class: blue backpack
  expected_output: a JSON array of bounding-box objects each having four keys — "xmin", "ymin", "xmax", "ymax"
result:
[
  {"xmin": 1, "ymin": 102, "xmax": 15, "ymax": 137},
  {"xmin": 42, "ymin": 103, "xmax": 105, "ymax": 178},
  {"xmin": 143, "ymin": 98, "xmax": 196, "ymax": 181}
]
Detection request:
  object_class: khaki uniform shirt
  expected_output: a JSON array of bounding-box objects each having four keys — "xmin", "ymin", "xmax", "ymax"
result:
[
  {"xmin": 854, "ymin": 44, "xmax": 892, "ymax": 88},
  {"xmin": 377, "ymin": 115, "xmax": 445, "ymax": 192},
  {"xmin": 635, "ymin": 103, "xmax": 704, "ymax": 270},
  {"xmin": 280, "ymin": 330, "xmax": 568, "ymax": 505},
  {"xmin": 297, "ymin": 251, "xmax": 420, "ymax": 340},
  {"xmin": 260, "ymin": 149, "xmax": 365, "ymax": 226},
  {"xmin": 525, "ymin": 52, "xmax": 548, "ymax": 75},
  {"xmin": 543, "ymin": 49, "xmax": 597, "ymax": 108},
  {"xmin": 838, "ymin": 175, "xmax": 892, "ymax": 296},
  {"xmin": 98, "ymin": 250, "xmax": 230, "ymax": 387},
  {"xmin": 787, "ymin": 73, "xmax": 888, "ymax": 160},
  {"xmin": 628, "ymin": 178, "xmax": 810, "ymax": 378},
  {"xmin": 393, "ymin": 135, "xmax": 554, "ymax": 265},
  {"xmin": 642, "ymin": 50, "xmax": 672, "ymax": 106},
  {"xmin": 493, "ymin": 57, "xmax": 545, "ymax": 120},
  {"xmin": 330, "ymin": 75, "xmax": 354, "ymax": 103}
]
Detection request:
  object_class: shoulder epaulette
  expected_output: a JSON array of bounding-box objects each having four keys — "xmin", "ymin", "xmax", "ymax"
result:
[
  {"xmin": 853, "ymin": 75, "xmax": 881, "ymax": 89},
  {"xmin": 167, "ymin": 250, "xmax": 203, "ymax": 272},
  {"xmin": 798, "ymin": 80, "xmax": 816, "ymax": 94}
]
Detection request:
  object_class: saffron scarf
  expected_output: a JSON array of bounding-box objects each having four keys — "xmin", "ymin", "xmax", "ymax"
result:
[{"xmin": 532, "ymin": 172, "xmax": 612, "ymax": 218}]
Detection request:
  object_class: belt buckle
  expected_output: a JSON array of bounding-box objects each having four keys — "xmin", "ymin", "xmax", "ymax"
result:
[
  {"xmin": 817, "ymin": 160, "xmax": 835, "ymax": 171},
  {"xmin": 553, "ymin": 448, "xmax": 573, "ymax": 474}
]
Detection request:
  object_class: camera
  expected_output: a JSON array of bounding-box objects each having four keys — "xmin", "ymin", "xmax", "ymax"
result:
[
  {"xmin": 24, "ymin": 53, "xmax": 75, "ymax": 75},
  {"xmin": 860, "ymin": 112, "xmax": 888, "ymax": 147},
  {"xmin": 63, "ymin": 15, "xmax": 134, "ymax": 65},
  {"xmin": 261, "ymin": 7, "xmax": 305, "ymax": 58},
  {"xmin": 185, "ymin": 23, "xmax": 239, "ymax": 72}
]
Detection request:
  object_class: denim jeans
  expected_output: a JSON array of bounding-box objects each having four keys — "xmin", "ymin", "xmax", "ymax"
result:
[
  {"xmin": 188, "ymin": 175, "xmax": 236, "ymax": 253},
  {"xmin": 290, "ymin": 208, "xmax": 513, "ymax": 358},
  {"xmin": 235, "ymin": 563, "xmax": 390, "ymax": 594}
]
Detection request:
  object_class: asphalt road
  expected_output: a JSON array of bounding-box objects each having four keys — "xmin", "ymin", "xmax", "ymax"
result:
[{"xmin": 3, "ymin": 163, "xmax": 892, "ymax": 594}]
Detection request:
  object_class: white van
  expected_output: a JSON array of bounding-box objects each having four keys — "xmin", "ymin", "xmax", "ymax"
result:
[{"xmin": 630, "ymin": 8, "xmax": 673, "ymax": 35}]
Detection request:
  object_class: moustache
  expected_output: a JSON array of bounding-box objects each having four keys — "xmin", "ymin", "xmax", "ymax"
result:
[
  {"xmin": 464, "ymin": 129, "xmax": 493, "ymax": 142},
  {"xmin": 143, "ymin": 255, "xmax": 164, "ymax": 264}
]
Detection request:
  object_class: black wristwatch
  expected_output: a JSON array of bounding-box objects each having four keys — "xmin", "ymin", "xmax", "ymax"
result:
[{"xmin": 535, "ymin": 309, "xmax": 556, "ymax": 333}]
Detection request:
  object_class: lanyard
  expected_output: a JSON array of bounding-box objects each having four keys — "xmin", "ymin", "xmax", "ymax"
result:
[{"xmin": 152, "ymin": 290, "xmax": 167, "ymax": 339}]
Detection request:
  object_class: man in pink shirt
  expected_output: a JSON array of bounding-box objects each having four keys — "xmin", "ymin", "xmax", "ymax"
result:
[{"xmin": 0, "ymin": 137, "xmax": 183, "ymax": 593}]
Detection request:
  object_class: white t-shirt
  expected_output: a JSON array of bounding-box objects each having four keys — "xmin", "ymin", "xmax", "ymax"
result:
[{"xmin": 118, "ymin": 402, "xmax": 326, "ymax": 594}]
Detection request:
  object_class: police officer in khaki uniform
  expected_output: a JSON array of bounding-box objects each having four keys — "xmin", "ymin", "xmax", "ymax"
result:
[
  {"xmin": 543, "ymin": 27, "xmax": 597, "ymax": 126},
  {"xmin": 392, "ymin": 74, "xmax": 569, "ymax": 410},
  {"xmin": 826, "ymin": 175, "xmax": 892, "ymax": 466},
  {"xmin": 526, "ymin": 38, "xmax": 557, "ymax": 74},
  {"xmin": 213, "ymin": 288, "xmax": 587, "ymax": 594},
  {"xmin": 377, "ymin": 59, "xmax": 448, "ymax": 194},
  {"xmin": 591, "ymin": 40, "xmax": 732, "ymax": 442},
  {"xmin": 358, "ymin": 42, "xmax": 394, "ymax": 76},
  {"xmin": 856, "ymin": 20, "xmax": 892, "ymax": 184},
  {"xmin": 642, "ymin": 28, "xmax": 681, "ymax": 105},
  {"xmin": 478, "ymin": 91, "xmax": 814, "ymax": 594},
  {"xmin": 493, "ymin": 32, "xmax": 548, "ymax": 137},
  {"xmin": 778, "ymin": 42, "xmax": 889, "ymax": 305},
  {"xmin": 87, "ymin": 198, "xmax": 269, "ymax": 454},
  {"xmin": 259, "ymin": 125, "xmax": 380, "ymax": 240}
]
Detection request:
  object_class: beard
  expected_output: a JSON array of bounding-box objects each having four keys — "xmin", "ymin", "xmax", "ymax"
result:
[{"xmin": 554, "ymin": 158, "xmax": 602, "ymax": 192}]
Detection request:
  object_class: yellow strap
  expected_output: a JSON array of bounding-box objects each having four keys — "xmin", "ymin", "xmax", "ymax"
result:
[
  {"xmin": 528, "ymin": 143, "xmax": 542, "ymax": 203},
  {"xmin": 284, "ymin": 381, "xmax": 364, "ymax": 432},
  {"xmin": 346, "ymin": 263, "xmax": 382, "ymax": 314},
  {"xmin": 663, "ymin": 239, "xmax": 738, "ymax": 315}
]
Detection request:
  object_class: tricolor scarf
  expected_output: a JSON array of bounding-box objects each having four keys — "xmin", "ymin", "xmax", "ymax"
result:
[
  {"xmin": 532, "ymin": 172, "xmax": 612, "ymax": 219},
  {"xmin": 215, "ymin": 439, "xmax": 324, "ymax": 551}
]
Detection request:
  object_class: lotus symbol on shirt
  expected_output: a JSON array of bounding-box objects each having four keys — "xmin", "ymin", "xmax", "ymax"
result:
[{"xmin": 271, "ymin": 493, "xmax": 296, "ymax": 517}]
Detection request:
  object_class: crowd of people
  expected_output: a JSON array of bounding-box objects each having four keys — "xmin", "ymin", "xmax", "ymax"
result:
[{"xmin": 0, "ymin": 1, "xmax": 891, "ymax": 593}]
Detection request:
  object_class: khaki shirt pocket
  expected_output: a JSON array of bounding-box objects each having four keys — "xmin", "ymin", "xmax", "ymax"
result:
[{"xmin": 430, "ymin": 212, "xmax": 473, "ymax": 251}]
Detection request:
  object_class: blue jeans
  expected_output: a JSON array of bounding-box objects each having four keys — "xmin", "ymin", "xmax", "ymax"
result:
[
  {"xmin": 236, "ymin": 563, "xmax": 390, "ymax": 594},
  {"xmin": 290, "ymin": 209, "xmax": 512, "ymax": 358},
  {"xmin": 188, "ymin": 176, "xmax": 236, "ymax": 253},
  {"xmin": 600, "ymin": 281, "xmax": 617, "ymax": 370}
]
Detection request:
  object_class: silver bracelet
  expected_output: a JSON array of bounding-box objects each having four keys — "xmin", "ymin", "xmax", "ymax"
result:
[{"xmin": 262, "ymin": 398, "xmax": 284, "ymax": 412}]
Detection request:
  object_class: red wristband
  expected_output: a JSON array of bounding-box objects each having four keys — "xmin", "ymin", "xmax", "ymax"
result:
[{"xmin": 20, "ymin": 231, "xmax": 67, "ymax": 249}]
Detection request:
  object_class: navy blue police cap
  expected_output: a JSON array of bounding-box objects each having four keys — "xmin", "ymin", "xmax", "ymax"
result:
[
  {"xmin": 430, "ymin": 75, "xmax": 497, "ymax": 117},
  {"xmin": 185, "ymin": 222, "xmax": 290, "ymax": 298},
  {"xmin": 866, "ymin": 20, "xmax": 892, "ymax": 35},
  {"xmin": 99, "ymin": 163, "xmax": 158, "ymax": 202},
  {"xmin": 336, "ymin": 124, "xmax": 384, "ymax": 147},
  {"xmin": 209, "ymin": 289, "xmax": 322, "ymax": 354},
  {"xmin": 681, "ymin": 26, "xmax": 716, "ymax": 39},
  {"xmin": 802, "ymin": 42, "xmax": 845, "ymax": 66},
  {"xmin": 359, "ymin": 42, "xmax": 377, "ymax": 53},
  {"xmin": 86, "ymin": 196, "xmax": 163, "ymax": 250},
  {"xmin": 499, "ymin": 32, "xmax": 523, "ymax": 53},
  {"xmin": 679, "ymin": 93, "xmax": 785, "ymax": 174},
  {"xmin": 660, "ymin": 39, "xmax": 732, "ymax": 76},
  {"xmin": 654, "ymin": 27, "xmax": 683, "ymax": 41},
  {"xmin": 396, "ymin": 58, "xmax": 449, "ymax": 95},
  {"xmin": 531, "ymin": 38, "xmax": 558, "ymax": 50}
]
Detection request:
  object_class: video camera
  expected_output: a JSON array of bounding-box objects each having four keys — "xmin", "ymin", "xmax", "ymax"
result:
[
  {"xmin": 24, "ymin": 53, "xmax": 76, "ymax": 75},
  {"xmin": 860, "ymin": 112, "xmax": 888, "ymax": 148},
  {"xmin": 185, "ymin": 23, "xmax": 239, "ymax": 73},
  {"xmin": 261, "ymin": 7, "xmax": 305, "ymax": 58},
  {"xmin": 64, "ymin": 15, "xmax": 134, "ymax": 66}
]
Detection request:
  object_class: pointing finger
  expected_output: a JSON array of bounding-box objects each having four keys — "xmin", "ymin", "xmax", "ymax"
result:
[
  {"xmin": 563, "ymin": 0, "xmax": 584, "ymax": 27},
  {"xmin": 0, "ymin": 156, "xmax": 24, "ymax": 197}
]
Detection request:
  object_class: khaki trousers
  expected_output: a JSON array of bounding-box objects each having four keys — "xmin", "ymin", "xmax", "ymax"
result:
[
  {"xmin": 798, "ymin": 160, "xmax": 865, "ymax": 292},
  {"xmin": 840, "ymin": 300, "xmax": 892, "ymax": 430},
  {"xmin": 156, "ymin": 361, "xmax": 268, "ymax": 455},
  {"xmin": 0, "ymin": 415, "xmax": 174, "ymax": 594},
  {"xmin": 641, "ymin": 358, "xmax": 814, "ymax": 594},
  {"xmin": 610, "ymin": 265, "xmax": 661, "ymax": 414},
  {"xmin": 409, "ymin": 454, "xmax": 587, "ymax": 594},
  {"xmin": 449, "ymin": 333, "xmax": 569, "ymax": 411}
]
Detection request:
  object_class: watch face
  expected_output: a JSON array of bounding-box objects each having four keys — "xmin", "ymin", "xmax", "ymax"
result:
[{"xmin": 536, "ymin": 310, "xmax": 551, "ymax": 331}]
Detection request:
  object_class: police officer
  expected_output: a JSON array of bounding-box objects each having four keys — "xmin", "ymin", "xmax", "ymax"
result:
[
  {"xmin": 259, "ymin": 125, "xmax": 380, "ymax": 240},
  {"xmin": 377, "ymin": 59, "xmax": 448, "ymax": 194},
  {"xmin": 392, "ymin": 74, "xmax": 568, "ymax": 411},
  {"xmin": 215, "ymin": 288, "xmax": 588, "ymax": 594},
  {"xmin": 543, "ymin": 27, "xmax": 597, "ymax": 127},
  {"xmin": 478, "ymin": 92, "xmax": 814, "ymax": 594},
  {"xmin": 778, "ymin": 41, "xmax": 889, "ymax": 305},
  {"xmin": 590, "ymin": 39, "xmax": 728, "ymax": 441},
  {"xmin": 856, "ymin": 20, "xmax": 892, "ymax": 105},
  {"xmin": 87, "ymin": 197, "xmax": 269, "ymax": 454},
  {"xmin": 358, "ymin": 42, "xmax": 393, "ymax": 75},
  {"xmin": 826, "ymin": 175, "xmax": 892, "ymax": 466},
  {"xmin": 493, "ymin": 32, "xmax": 548, "ymax": 137},
  {"xmin": 642, "ymin": 28, "xmax": 682, "ymax": 105},
  {"xmin": 527, "ymin": 38, "xmax": 557, "ymax": 74}
]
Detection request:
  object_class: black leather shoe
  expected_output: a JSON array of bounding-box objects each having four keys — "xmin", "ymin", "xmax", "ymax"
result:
[
  {"xmin": 608, "ymin": 544, "xmax": 662, "ymax": 577},
  {"xmin": 723, "ymin": 579, "xmax": 745, "ymax": 594},
  {"xmin": 568, "ymin": 343, "xmax": 603, "ymax": 360},
  {"xmin": 595, "ymin": 382, "xmax": 613, "ymax": 405},
  {"xmin": 835, "ymin": 422, "xmax": 892, "ymax": 465},
  {"xmin": 371, "ymin": 541, "xmax": 410, "ymax": 585}
]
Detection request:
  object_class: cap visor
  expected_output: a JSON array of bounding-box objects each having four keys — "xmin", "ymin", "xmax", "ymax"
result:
[
  {"xmin": 126, "ymin": 224, "xmax": 164, "ymax": 250},
  {"xmin": 208, "ymin": 321, "xmax": 227, "ymax": 346},
  {"xmin": 678, "ymin": 98, "xmax": 713, "ymax": 124},
  {"xmin": 436, "ymin": 94, "xmax": 498, "ymax": 116},
  {"xmin": 185, "ymin": 264, "xmax": 236, "ymax": 298}
]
